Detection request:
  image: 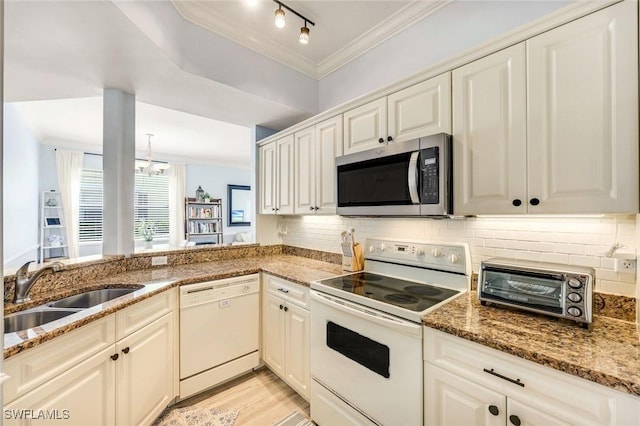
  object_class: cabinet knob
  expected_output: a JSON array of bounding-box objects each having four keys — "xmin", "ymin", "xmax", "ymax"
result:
[
  {"xmin": 488, "ymin": 405, "xmax": 500, "ymax": 416},
  {"xmin": 110, "ymin": 354, "xmax": 119, "ymax": 361},
  {"xmin": 279, "ymin": 304, "xmax": 284, "ymax": 310},
  {"xmin": 314, "ymin": 206, "xmax": 319, "ymax": 211},
  {"xmin": 509, "ymin": 415, "xmax": 522, "ymax": 426},
  {"xmin": 122, "ymin": 347, "xmax": 130, "ymax": 354},
  {"xmin": 378, "ymin": 138, "xmax": 384, "ymax": 143},
  {"xmin": 529, "ymin": 198, "xmax": 540, "ymax": 206},
  {"xmin": 272, "ymin": 208, "xmax": 276, "ymax": 211},
  {"xmin": 284, "ymin": 306, "xmax": 289, "ymax": 312},
  {"xmin": 512, "ymin": 199, "xmax": 522, "ymax": 207},
  {"xmin": 387, "ymin": 136, "xmax": 393, "ymax": 142},
  {"xmin": 310, "ymin": 206, "xmax": 315, "ymax": 211}
]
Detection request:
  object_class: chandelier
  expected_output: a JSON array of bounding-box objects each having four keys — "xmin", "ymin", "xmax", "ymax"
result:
[{"xmin": 136, "ymin": 133, "xmax": 166, "ymax": 176}]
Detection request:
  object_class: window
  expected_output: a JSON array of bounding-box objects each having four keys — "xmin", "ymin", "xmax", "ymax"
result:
[{"xmin": 78, "ymin": 169, "xmax": 170, "ymax": 242}]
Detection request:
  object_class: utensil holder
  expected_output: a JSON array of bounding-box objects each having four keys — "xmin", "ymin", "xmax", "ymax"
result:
[{"xmin": 342, "ymin": 243, "xmax": 364, "ymax": 272}]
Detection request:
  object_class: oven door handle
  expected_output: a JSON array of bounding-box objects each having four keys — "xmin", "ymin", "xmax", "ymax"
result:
[
  {"xmin": 310, "ymin": 290, "xmax": 421, "ymax": 337},
  {"xmin": 408, "ymin": 151, "xmax": 420, "ymax": 204}
]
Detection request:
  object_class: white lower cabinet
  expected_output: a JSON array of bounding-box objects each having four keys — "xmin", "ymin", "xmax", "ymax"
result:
[
  {"xmin": 424, "ymin": 328, "xmax": 640, "ymax": 426},
  {"xmin": 261, "ymin": 274, "xmax": 310, "ymax": 400},
  {"xmin": 4, "ymin": 290, "xmax": 177, "ymax": 426}
]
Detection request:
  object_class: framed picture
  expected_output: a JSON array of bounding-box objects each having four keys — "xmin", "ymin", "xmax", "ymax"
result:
[
  {"xmin": 45, "ymin": 217, "xmax": 61, "ymax": 226},
  {"xmin": 228, "ymin": 184, "xmax": 251, "ymax": 226}
]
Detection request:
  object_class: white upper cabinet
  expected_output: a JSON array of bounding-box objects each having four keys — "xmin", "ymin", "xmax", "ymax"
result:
[
  {"xmin": 294, "ymin": 116, "xmax": 343, "ymax": 215},
  {"xmin": 388, "ymin": 72, "xmax": 451, "ymax": 143},
  {"xmin": 454, "ymin": 1, "xmax": 638, "ymax": 215},
  {"xmin": 453, "ymin": 43, "xmax": 527, "ymax": 215},
  {"xmin": 343, "ymin": 73, "xmax": 452, "ymax": 155},
  {"xmin": 260, "ymin": 135, "xmax": 295, "ymax": 215},
  {"xmin": 526, "ymin": 0, "xmax": 638, "ymax": 214}
]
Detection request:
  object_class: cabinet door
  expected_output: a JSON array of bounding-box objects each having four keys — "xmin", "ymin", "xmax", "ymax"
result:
[
  {"xmin": 388, "ymin": 73, "xmax": 451, "ymax": 143},
  {"xmin": 294, "ymin": 127, "xmax": 316, "ymax": 214},
  {"xmin": 343, "ymin": 97, "xmax": 387, "ymax": 155},
  {"xmin": 259, "ymin": 142, "xmax": 277, "ymax": 214},
  {"xmin": 315, "ymin": 116, "xmax": 343, "ymax": 214},
  {"xmin": 527, "ymin": 1, "xmax": 638, "ymax": 214},
  {"xmin": 116, "ymin": 312, "xmax": 174, "ymax": 426},
  {"xmin": 425, "ymin": 363, "xmax": 505, "ymax": 426},
  {"xmin": 263, "ymin": 292, "xmax": 286, "ymax": 377},
  {"xmin": 507, "ymin": 399, "xmax": 570, "ymax": 426},
  {"xmin": 276, "ymin": 135, "xmax": 295, "ymax": 214},
  {"xmin": 285, "ymin": 303, "xmax": 310, "ymax": 400},
  {"xmin": 4, "ymin": 347, "xmax": 116, "ymax": 426},
  {"xmin": 453, "ymin": 43, "xmax": 527, "ymax": 215}
]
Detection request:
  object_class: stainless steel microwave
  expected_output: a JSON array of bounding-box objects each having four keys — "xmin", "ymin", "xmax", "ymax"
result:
[
  {"xmin": 336, "ymin": 133, "xmax": 452, "ymax": 216},
  {"xmin": 478, "ymin": 258, "xmax": 595, "ymax": 326}
]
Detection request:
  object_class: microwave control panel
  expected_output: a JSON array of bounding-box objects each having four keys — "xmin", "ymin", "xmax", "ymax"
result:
[{"xmin": 420, "ymin": 146, "xmax": 440, "ymax": 204}]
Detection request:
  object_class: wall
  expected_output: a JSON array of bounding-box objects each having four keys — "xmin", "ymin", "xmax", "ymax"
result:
[
  {"xmin": 281, "ymin": 215, "xmax": 637, "ymax": 297},
  {"xmin": 185, "ymin": 163, "xmax": 252, "ymax": 243},
  {"xmin": 3, "ymin": 104, "xmax": 40, "ymax": 268},
  {"xmin": 318, "ymin": 0, "xmax": 571, "ymax": 111}
]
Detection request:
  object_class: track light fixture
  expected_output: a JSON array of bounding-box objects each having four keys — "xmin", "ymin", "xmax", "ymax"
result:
[{"xmin": 272, "ymin": 0, "xmax": 315, "ymax": 44}]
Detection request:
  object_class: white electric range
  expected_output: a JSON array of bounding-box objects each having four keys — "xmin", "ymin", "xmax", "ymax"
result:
[{"xmin": 310, "ymin": 238, "xmax": 471, "ymax": 426}]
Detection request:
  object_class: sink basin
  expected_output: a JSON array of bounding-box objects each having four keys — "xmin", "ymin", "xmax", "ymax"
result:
[
  {"xmin": 47, "ymin": 286, "xmax": 144, "ymax": 309},
  {"xmin": 4, "ymin": 309, "xmax": 78, "ymax": 333}
]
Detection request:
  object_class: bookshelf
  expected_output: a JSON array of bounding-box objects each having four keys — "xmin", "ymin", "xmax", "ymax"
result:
[
  {"xmin": 185, "ymin": 197, "xmax": 223, "ymax": 245},
  {"xmin": 40, "ymin": 190, "xmax": 68, "ymax": 262}
]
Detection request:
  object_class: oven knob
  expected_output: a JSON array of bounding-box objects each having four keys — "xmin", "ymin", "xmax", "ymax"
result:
[
  {"xmin": 567, "ymin": 292, "xmax": 582, "ymax": 303},
  {"xmin": 368, "ymin": 245, "xmax": 376, "ymax": 253},
  {"xmin": 379, "ymin": 243, "xmax": 387, "ymax": 251},
  {"xmin": 567, "ymin": 307, "xmax": 582, "ymax": 317},
  {"xmin": 449, "ymin": 254, "xmax": 459, "ymax": 264},
  {"xmin": 432, "ymin": 248, "xmax": 443, "ymax": 257},
  {"xmin": 568, "ymin": 278, "xmax": 583, "ymax": 289},
  {"xmin": 416, "ymin": 248, "xmax": 425, "ymax": 256}
]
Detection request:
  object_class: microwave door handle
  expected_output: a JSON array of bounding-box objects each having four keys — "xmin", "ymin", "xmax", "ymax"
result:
[{"xmin": 408, "ymin": 151, "xmax": 420, "ymax": 204}]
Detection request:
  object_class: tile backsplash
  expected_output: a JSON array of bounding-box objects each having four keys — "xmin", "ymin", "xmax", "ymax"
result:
[{"xmin": 281, "ymin": 214, "xmax": 638, "ymax": 297}]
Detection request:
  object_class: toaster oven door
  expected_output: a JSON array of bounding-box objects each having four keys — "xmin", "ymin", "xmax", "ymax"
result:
[{"xmin": 479, "ymin": 268, "xmax": 565, "ymax": 315}]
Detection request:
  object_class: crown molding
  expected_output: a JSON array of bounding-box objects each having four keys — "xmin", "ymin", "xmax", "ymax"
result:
[
  {"xmin": 316, "ymin": 0, "xmax": 451, "ymax": 78},
  {"xmin": 171, "ymin": 0, "xmax": 320, "ymax": 79},
  {"xmin": 171, "ymin": 0, "xmax": 451, "ymax": 80}
]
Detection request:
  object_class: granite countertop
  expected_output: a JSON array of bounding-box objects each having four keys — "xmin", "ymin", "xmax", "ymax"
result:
[
  {"xmin": 4, "ymin": 254, "xmax": 342, "ymax": 359},
  {"xmin": 422, "ymin": 292, "xmax": 640, "ymax": 397}
]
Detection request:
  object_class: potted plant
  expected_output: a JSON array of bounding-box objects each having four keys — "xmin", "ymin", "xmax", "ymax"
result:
[
  {"xmin": 203, "ymin": 193, "xmax": 211, "ymax": 203},
  {"xmin": 137, "ymin": 219, "xmax": 156, "ymax": 248}
]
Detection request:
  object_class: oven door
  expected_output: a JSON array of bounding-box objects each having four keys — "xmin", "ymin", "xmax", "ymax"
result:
[{"xmin": 310, "ymin": 290, "xmax": 423, "ymax": 426}]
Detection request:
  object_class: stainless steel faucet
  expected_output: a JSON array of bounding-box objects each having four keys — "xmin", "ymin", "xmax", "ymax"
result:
[{"xmin": 13, "ymin": 260, "xmax": 64, "ymax": 303}]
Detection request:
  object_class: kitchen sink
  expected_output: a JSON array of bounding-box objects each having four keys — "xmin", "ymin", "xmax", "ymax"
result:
[
  {"xmin": 4, "ymin": 309, "xmax": 80, "ymax": 334},
  {"xmin": 47, "ymin": 286, "xmax": 144, "ymax": 309}
]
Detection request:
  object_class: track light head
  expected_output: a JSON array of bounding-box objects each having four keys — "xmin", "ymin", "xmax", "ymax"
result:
[
  {"xmin": 274, "ymin": 5, "xmax": 285, "ymax": 28},
  {"xmin": 299, "ymin": 24, "xmax": 309, "ymax": 44}
]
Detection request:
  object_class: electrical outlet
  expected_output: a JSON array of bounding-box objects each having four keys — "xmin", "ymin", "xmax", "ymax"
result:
[
  {"xmin": 151, "ymin": 256, "xmax": 168, "ymax": 266},
  {"xmin": 614, "ymin": 258, "xmax": 636, "ymax": 273}
]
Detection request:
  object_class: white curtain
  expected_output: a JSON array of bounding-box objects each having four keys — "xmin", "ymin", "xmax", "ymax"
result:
[
  {"xmin": 169, "ymin": 163, "xmax": 186, "ymax": 247},
  {"xmin": 55, "ymin": 150, "xmax": 84, "ymax": 259}
]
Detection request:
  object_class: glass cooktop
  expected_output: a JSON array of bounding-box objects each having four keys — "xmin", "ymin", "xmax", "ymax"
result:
[{"xmin": 315, "ymin": 272, "xmax": 460, "ymax": 313}]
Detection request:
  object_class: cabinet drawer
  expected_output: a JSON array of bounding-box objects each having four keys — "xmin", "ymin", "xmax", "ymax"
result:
[
  {"xmin": 116, "ymin": 289, "xmax": 175, "ymax": 340},
  {"xmin": 264, "ymin": 274, "xmax": 310, "ymax": 309},
  {"xmin": 424, "ymin": 328, "xmax": 638, "ymax": 425},
  {"xmin": 4, "ymin": 316, "xmax": 115, "ymax": 404}
]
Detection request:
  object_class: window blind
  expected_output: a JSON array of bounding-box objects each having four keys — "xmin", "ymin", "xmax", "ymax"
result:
[{"xmin": 79, "ymin": 169, "xmax": 103, "ymax": 242}]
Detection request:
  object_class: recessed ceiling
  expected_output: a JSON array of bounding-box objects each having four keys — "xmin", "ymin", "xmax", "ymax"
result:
[
  {"xmin": 12, "ymin": 98, "xmax": 252, "ymax": 168},
  {"xmin": 172, "ymin": 0, "xmax": 448, "ymax": 78}
]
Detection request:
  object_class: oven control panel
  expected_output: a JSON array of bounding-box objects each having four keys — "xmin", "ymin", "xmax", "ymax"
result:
[{"xmin": 365, "ymin": 238, "xmax": 469, "ymax": 275}]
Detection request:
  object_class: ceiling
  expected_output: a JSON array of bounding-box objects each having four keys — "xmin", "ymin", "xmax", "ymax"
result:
[
  {"xmin": 173, "ymin": 0, "xmax": 447, "ymax": 79},
  {"xmin": 3, "ymin": 0, "xmax": 447, "ymax": 166}
]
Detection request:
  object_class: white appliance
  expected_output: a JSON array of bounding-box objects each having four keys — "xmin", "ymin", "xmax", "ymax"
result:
[
  {"xmin": 310, "ymin": 238, "xmax": 471, "ymax": 425},
  {"xmin": 179, "ymin": 274, "xmax": 260, "ymax": 399}
]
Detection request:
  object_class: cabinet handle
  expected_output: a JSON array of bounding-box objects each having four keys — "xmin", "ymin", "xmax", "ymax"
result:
[
  {"xmin": 483, "ymin": 368, "xmax": 524, "ymax": 387},
  {"xmin": 509, "ymin": 415, "xmax": 522, "ymax": 426},
  {"xmin": 529, "ymin": 197, "xmax": 540, "ymax": 206},
  {"xmin": 378, "ymin": 138, "xmax": 384, "ymax": 143},
  {"xmin": 122, "ymin": 347, "xmax": 130, "ymax": 354},
  {"xmin": 277, "ymin": 288, "xmax": 290, "ymax": 294},
  {"xmin": 110, "ymin": 354, "xmax": 119, "ymax": 361},
  {"xmin": 387, "ymin": 136, "xmax": 393, "ymax": 142},
  {"xmin": 488, "ymin": 405, "xmax": 500, "ymax": 416},
  {"xmin": 512, "ymin": 199, "xmax": 522, "ymax": 207},
  {"xmin": 279, "ymin": 304, "xmax": 284, "ymax": 310},
  {"xmin": 284, "ymin": 306, "xmax": 289, "ymax": 312}
]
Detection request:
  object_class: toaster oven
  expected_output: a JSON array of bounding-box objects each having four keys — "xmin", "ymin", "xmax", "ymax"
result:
[{"xmin": 478, "ymin": 258, "xmax": 595, "ymax": 326}]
